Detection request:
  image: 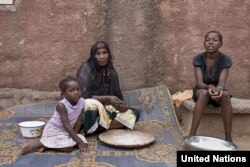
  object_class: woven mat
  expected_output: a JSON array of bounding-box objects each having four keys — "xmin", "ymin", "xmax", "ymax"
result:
[{"xmin": 0, "ymin": 85, "xmax": 184, "ymax": 167}]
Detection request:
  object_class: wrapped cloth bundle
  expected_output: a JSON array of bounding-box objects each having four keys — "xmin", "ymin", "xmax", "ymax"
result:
[
  {"xmin": 83, "ymin": 99, "xmax": 137, "ymax": 134},
  {"xmin": 172, "ymin": 90, "xmax": 193, "ymax": 108}
]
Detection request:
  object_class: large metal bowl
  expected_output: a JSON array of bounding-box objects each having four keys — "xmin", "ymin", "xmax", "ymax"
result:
[{"xmin": 185, "ymin": 136, "xmax": 237, "ymax": 151}]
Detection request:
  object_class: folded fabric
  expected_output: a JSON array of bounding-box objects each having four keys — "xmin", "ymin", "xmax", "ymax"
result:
[
  {"xmin": 172, "ymin": 90, "xmax": 193, "ymax": 107},
  {"xmin": 106, "ymin": 105, "xmax": 136, "ymax": 130},
  {"xmin": 83, "ymin": 99, "xmax": 137, "ymax": 134}
]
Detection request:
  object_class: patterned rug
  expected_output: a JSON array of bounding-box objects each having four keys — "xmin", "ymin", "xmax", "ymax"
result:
[{"xmin": 0, "ymin": 85, "xmax": 184, "ymax": 167}]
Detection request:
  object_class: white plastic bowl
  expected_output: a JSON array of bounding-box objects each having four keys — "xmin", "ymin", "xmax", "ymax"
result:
[{"xmin": 18, "ymin": 121, "xmax": 45, "ymax": 138}]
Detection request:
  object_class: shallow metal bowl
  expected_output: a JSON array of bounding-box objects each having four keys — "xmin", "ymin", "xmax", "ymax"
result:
[{"xmin": 185, "ymin": 136, "xmax": 237, "ymax": 151}]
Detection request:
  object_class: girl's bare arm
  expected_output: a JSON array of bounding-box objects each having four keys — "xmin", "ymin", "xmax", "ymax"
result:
[
  {"xmin": 56, "ymin": 103, "xmax": 88, "ymax": 151},
  {"xmin": 217, "ymin": 68, "xmax": 229, "ymax": 89},
  {"xmin": 194, "ymin": 67, "xmax": 210, "ymax": 89},
  {"xmin": 74, "ymin": 111, "xmax": 83, "ymax": 134}
]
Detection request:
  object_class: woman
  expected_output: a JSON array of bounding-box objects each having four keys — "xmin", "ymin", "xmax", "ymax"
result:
[
  {"xmin": 189, "ymin": 30, "xmax": 233, "ymax": 142},
  {"xmin": 76, "ymin": 41, "xmax": 140, "ymax": 134}
]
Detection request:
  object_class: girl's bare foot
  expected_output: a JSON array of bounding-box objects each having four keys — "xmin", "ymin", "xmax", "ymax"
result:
[
  {"xmin": 21, "ymin": 140, "xmax": 43, "ymax": 155},
  {"xmin": 37, "ymin": 147, "xmax": 47, "ymax": 153}
]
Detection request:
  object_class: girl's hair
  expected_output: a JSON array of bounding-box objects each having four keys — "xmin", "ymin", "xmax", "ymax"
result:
[
  {"xmin": 205, "ymin": 30, "xmax": 223, "ymax": 43},
  {"xmin": 59, "ymin": 76, "xmax": 79, "ymax": 93}
]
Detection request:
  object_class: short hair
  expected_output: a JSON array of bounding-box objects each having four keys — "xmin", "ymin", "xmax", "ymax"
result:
[
  {"xmin": 205, "ymin": 30, "xmax": 223, "ymax": 43},
  {"xmin": 59, "ymin": 76, "xmax": 79, "ymax": 93}
]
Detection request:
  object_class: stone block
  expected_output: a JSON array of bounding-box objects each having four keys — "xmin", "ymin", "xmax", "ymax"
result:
[{"xmin": 181, "ymin": 98, "xmax": 250, "ymax": 138}]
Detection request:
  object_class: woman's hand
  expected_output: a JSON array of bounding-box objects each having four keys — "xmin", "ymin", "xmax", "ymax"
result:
[
  {"xmin": 108, "ymin": 96, "xmax": 125, "ymax": 107},
  {"xmin": 117, "ymin": 104, "xmax": 129, "ymax": 113},
  {"xmin": 108, "ymin": 96, "xmax": 128, "ymax": 112},
  {"xmin": 78, "ymin": 142, "xmax": 88, "ymax": 153}
]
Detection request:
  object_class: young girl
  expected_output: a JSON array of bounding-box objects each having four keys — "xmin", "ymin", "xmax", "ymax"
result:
[
  {"xmin": 189, "ymin": 30, "xmax": 233, "ymax": 142},
  {"xmin": 21, "ymin": 76, "xmax": 88, "ymax": 155}
]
